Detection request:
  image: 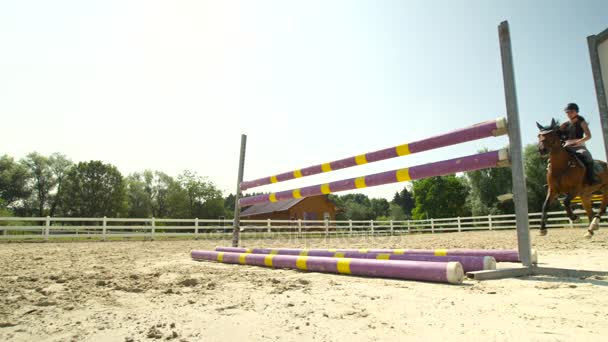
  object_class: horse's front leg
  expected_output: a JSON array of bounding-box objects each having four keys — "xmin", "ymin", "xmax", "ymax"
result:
[{"xmin": 540, "ymin": 190, "xmax": 558, "ymax": 236}]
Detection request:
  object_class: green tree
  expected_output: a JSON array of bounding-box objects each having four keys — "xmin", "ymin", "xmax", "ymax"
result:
[
  {"xmin": 0, "ymin": 155, "xmax": 31, "ymax": 210},
  {"xmin": 21, "ymin": 152, "xmax": 54, "ymax": 217},
  {"xmin": 48, "ymin": 153, "xmax": 73, "ymax": 217},
  {"xmin": 58, "ymin": 161, "xmax": 126, "ymax": 217},
  {"xmin": 388, "ymin": 203, "xmax": 406, "ymax": 220},
  {"xmin": 370, "ymin": 198, "xmax": 390, "ymax": 219},
  {"xmin": 465, "ymin": 149, "xmax": 513, "ymax": 216},
  {"xmin": 411, "ymin": 176, "xmax": 470, "ymax": 219},
  {"xmin": 125, "ymin": 173, "xmax": 152, "ymax": 217},
  {"xmin": 392, "ymin": 187, "xmax": 415, "ymax": 218}
]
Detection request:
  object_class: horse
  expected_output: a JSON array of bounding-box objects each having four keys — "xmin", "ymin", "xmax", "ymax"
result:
[{"xmin": 536, "ymin": 119, "xmax": 608, "ymax": 238}]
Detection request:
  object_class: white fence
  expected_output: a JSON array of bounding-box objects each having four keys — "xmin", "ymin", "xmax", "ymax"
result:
[{"xmin": 0, "ymin": 209, "xmax": 604, "ymax": 241}]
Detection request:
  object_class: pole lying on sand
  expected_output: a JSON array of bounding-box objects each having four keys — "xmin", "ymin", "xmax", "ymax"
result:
[
  {"xmin": 214, "ymin": 247, "xmax": 496, "ymax": 272},
  {"xmin": 192, "ymin": 250, "xmax": 465, "ymax": 284},
  {"xmin": 215, "ymin": 247, "xmax": 536, "ymax": 264}
]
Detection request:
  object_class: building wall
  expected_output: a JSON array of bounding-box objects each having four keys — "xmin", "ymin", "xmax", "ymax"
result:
[
  {"xmin": 241, "ymin": 196, "xmax": 337, "ymax": 221},
  {"xmin": 289, "ymin": 196, "xmax": 336, "ymax": 221}
]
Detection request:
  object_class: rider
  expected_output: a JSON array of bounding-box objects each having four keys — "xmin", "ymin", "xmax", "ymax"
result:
[{"xmin": 559, "ymin": 103, "xmax": 599, "ymax": 185}]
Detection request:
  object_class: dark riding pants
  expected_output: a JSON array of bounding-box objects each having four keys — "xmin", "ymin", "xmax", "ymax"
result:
[{"xmin": 565, "ymin": 145, "xmax": 597, "ymax": 183}]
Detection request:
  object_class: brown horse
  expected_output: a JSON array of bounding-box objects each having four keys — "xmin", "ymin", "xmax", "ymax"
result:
[{"xmin": 537, "ymin": 119, "xmax": 608, "ymax": 238}]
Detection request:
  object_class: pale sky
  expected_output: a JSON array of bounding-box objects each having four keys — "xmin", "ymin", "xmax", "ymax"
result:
[{"xmin": 2, "ymin": 1, "xmax": 607, "ymax": 200}]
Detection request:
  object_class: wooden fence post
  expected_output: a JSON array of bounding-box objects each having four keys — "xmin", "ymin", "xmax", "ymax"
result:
[{"xmin": 102, "ymin": 216, "xmax": 107, "ymax": 241}]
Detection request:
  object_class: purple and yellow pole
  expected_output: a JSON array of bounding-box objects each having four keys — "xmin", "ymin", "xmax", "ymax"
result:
[
  {"xmin": 191, "ymin": 250, "xmax": 464, "ymax": 284},
  {"xmin": 214, "ymin": 247, "xmax": 495, "ymax": 272},
  {"xmin": 240, "ymin": 117, "xmax": 507, "ymax": 191},
  {"xmin": 281, "ymin": 248, "xmax": 537, "ymax": 264},
  {"xmin": 240, "ymin": 149, "xmax": 509, "ymax": 206}
]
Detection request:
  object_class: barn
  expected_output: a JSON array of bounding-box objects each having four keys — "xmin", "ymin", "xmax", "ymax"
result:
[{"xmin": 240, "ymin": 195, "xmax": 338, "ymax": 221}]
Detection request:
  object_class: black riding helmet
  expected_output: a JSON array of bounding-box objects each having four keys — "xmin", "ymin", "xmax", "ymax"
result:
[{"xmin": 565, "ymin": 103, "xmax": 579, "ymax": 113}]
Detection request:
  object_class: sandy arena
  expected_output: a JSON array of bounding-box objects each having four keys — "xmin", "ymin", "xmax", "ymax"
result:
[{"xmin": 1, "ymin": 229, "xmax": 607, "ymax": 342}]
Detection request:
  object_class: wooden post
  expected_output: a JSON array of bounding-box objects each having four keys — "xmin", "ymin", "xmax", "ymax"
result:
[
  {"xmin": 232, "ymin": 134, "xmax": 247, "ymax": 247},
  {"xmin": 348, "ymin": 219, "xmax": 353, "ymax": 235},
  {"xmin": 267, "ymin": 219, "xmax": 271, "ymax": 233},
  {"xmin": 389, "ymin": 220, "xmax": 394, "ymax": 235},
  {"xmin": 488, "ymin": 215, "xmax": 493, "ymax": 231},
  {"xmin": 407, "ymin": 220, "xmax": 411, "ymax": 234},
  {"xmin": 430, "ymin": 218, "xmax": 434, "ymax": 234},
  {"xmin": 102, "ymin": 216, "xmax": 107, "ymax": 241},
  {"xmin": 45, "ymin": 216, "xmax": 50, "ymax": 241},
  {"xmin": 151, "ymin": 217, "xmax": 155, "ymax": 241},
  {"xmin": 370, "ymin": 220, "xmax": 374, "ymax": 235},
  {"xmin": 457, "ymin": 216, "xmax": 461, "ymax": 232},
  {"xmin": 499, "ymin": 21, "xmax": 532, "ymax": 266},
  {"xmin": 195, "ymin": 218, "xmax": 199, "ymax": 240}
]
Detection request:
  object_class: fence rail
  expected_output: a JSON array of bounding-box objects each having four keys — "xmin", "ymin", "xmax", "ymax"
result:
[{"xmin": 0, "ymin": 209, "xmax": 604, "ymax": 241}]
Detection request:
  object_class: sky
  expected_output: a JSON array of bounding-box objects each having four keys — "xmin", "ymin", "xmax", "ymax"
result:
[{"xmin": 1, "ymin": 0, "xmax": 607, "ymax": 200}]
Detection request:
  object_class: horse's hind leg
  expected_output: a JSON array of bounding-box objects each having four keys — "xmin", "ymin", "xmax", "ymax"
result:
[
  {"xmin": 582, "ymin": 195, "xmax": 596, "ymax": 239},
  {"xmin": 591, "ymin": 191, "xmax": 608, "ymax": 232},
  {"xmin": 563, "ymin": 194, "xmax": 578, "ymax": 221}
]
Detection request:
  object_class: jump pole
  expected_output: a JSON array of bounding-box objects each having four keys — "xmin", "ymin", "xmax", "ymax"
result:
[
  {"xmin": 240, "ymin": 118, "xmax": 507, "ymax": 191},
  {"xmin": 191, "ymin": 250, "xmax": 465, "ymax": 284},
  {"xmin": 240, "ymin": 149, "xmax": 509, "ymax": 206},
  {"xmin": 214, "ymin": 246, "xmax": 497, "ymax": 272},
  {"xmin": 216, "ymin": 246, "xmax": 536, "ymax": 264}
]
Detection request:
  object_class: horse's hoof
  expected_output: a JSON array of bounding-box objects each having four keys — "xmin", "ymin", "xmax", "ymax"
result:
[
  {"xmin": 584, "ymin": 231, "xmax": 594, "ymax": 239},
  {"xmin": 539, "ymin": 229, "xmax": 548, "ymax": 236},
  {"xmin": 570, "ymin": 215, "xmax": 580, "ymax": 222}
]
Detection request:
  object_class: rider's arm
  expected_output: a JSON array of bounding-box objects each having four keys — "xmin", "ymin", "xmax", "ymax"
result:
[{"xmin": 579, "ymin": 121, "xmax": 592, "ymax": 144}]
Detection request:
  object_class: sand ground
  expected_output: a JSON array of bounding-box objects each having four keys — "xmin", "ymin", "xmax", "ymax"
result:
[{"xmin": 1, "ymin": 228, "xmax": 607, "ymax": 342}]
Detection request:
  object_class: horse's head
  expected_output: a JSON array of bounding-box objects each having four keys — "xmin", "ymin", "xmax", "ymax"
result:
[{"xmin": 536, "ymin": 119, "xmax": 561, "ymax": 156}]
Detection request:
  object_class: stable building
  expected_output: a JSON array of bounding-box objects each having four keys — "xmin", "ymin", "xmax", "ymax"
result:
[{"xmin": 240, "ymin": 195, "xmax": 337, "ymax": 221}]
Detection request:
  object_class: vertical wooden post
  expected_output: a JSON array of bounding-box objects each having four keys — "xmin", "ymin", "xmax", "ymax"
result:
[
  {"xmin": 267, "ymin": 219, "xmax": 271, "ymax": 233},
  {"xmin": 232, "ymin": 134, "xmax": 247, "ymax": 247},
  {"xmin": 102, "ymin": 216, "xmax": 107, "ymax": 241},
  {"xmin": 457, "ymin": 216, "xmax": 461, "ymax": 232},
  {"xmin": 499, "ymin": 21, "xmax": 532, "ymax": 266},
  {"xmin": 348, "ymin": 219, "xmax": 353, "ymax": 235},
  {"xmin": 430, "ymin": 218, "xmax": 434, "ymax": 234},
  {"xmin": 195, "ymin": 218, "xmax": 199, "ymax": 240},
  {"xmin": 488, "ymin": 215, "xmax": 493, "ymax": 231},
  {"xmin": 151, "ymin": 217, "xmax": 155, "ymax": 241},
  {"xmin": 389, "ymin": 220, "xmax": 394, "ymax": 235},
  {"xmin": 45, "ymin": 216, "xmax": 50, "ymax": 241}
]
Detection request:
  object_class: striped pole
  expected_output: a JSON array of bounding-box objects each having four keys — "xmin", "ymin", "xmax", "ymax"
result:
[
  {"xmin": 240, "ymin": 117, "xmax": 507, "ymax": 191},
  {"xmin": 214, "ymin": 247, "xmax": 496, "ymax": 272},
  {"xmin": 191, "ymin": 250, "xmax": 464, "ymax": 284},
  {"xmin": 215, "ymin": 247, "xmax": 536, "ymax": 264},
  {"xmin": 304, "ymin": 248, "xmax": 537, "ymax": 264},
  {"xmin": 240, "ymin": 149, "xmax": 509, "ymax": 206}
]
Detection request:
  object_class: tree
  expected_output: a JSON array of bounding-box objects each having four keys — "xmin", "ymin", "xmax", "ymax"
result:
[
  {"xmin": 0, "ymin": 155, "xmax": 31, "ymax": 209},
  {"xmin": 370, "ymin": 198, "xmax": 390, "ymax": 219},
  {"xmin": 392, "ymin": 187, "xmax": 415, "ymax": 218},
  {"xmin": 58, "ymin": 161, "xmax": 126, "ymax": 217},
  {"xmin": 48, "ymin": 153, "xmax": 73, "ymax": 217},
  {"xmin": 388, "ymin": 203, "xmax": 406, "ymax": 220},
  {"xmin": 125, "ymin": 173, "xmax": 152, "ymax": 217},
  {"xmin": 21, "ymin": 152, "xmax": 54, "ymax": 217},
  {"xmin": 465, "ymin": 149, "xmax": 513, "ymax": 216},
  {"xmin": 411, "ymin": 176, "xmax": 470, "ymax": 220}
]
